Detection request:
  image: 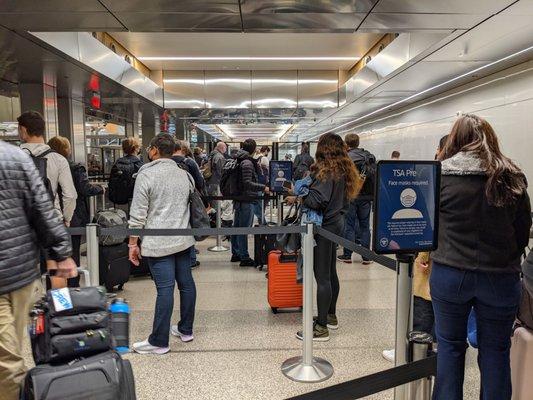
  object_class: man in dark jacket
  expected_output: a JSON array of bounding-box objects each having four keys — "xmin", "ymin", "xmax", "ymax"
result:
[
  {"xmin": 0, "ymin": 140, "xmax": 76, "ymax": 400},
  {"xmin": 338, "ymin": 133, "xmax": 376, "ymax": 264},
  {"xmin": 293, "ymin": 142, "xmax": 314, "ymax": 180},
  {"xmin": 231, "ymin": 139, "xmax": 269, "ymax": 267},
  {"xmin": 206, "ymin": 141, "xmax": 227, "ymax": 196}
]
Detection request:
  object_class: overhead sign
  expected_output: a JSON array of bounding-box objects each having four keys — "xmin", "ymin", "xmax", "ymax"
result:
[
  {"xmin": 373, "ymin": 161, "xmax": 441, "ymax": 254},
  {"xmin": 269, "ymin": 160, "xmax": 293, "ymax": 193}
]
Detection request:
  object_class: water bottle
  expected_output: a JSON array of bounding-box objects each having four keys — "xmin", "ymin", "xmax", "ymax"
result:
[{"xmin": 109, "ymin": 298, "xmax": 130, "ymax": 353}]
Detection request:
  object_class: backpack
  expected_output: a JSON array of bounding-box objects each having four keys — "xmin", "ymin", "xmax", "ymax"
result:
[
  {"xmin": 353, "ymin": 151, "xmax": 376, "ymax": 198},
  {"xmin": 26, "ymin": 148, "xmax": 55, "ymax": 202},
  {"xmin": 202, "ymin": 156, "xmax": 213, "ymax": 180},
  {"xmin": 220, "ymin": 158, "xmax": 242, "ymax": 197},
  {"xmin": 293, "ymin": 155, "xmax": 314, "ymax": 181},
  {"xmin": 108, "ymin": 158, "xmax": 136, "ymax": 205}
]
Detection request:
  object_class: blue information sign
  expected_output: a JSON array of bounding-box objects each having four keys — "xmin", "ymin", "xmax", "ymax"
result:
[
  {"xmin": 269, "ymin": 160, "xmax": 293, "ymax": 193},
  {"xmin": 373, "ymin": 161, "xmax": 441, "ymax": 254}
]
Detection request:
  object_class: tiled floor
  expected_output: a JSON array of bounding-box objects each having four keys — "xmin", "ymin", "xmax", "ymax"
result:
[{"xmin": 23, "ymin": 237, "xmax": 481, "ymax": 399}]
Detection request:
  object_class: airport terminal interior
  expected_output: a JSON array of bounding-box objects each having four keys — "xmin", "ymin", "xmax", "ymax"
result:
[{"xmin": 2, "ymin": 0, "xmax": 533, "ymax": 399}]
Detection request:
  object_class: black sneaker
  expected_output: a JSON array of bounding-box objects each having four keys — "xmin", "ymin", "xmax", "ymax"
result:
[
  {"xmin": 296, "ymin": 322, "xmax": 330, "ymax": 342},
  {"xmin": 313, "ymin": 314, "xmax": 339, "ymax": 330},
  {"xmin": 239, "ymin": 258, "xmax": 255, "ymax": 267},
  {"xmin": 231, "ymin": 255, "xmax": 241, "ymax": 263},
  {"xmin": 191, "ymin": 261, "xmax": 200, "ymax": 270},
  {"xmin": 336, "ymin": 255, "xmax": 352, "ymax": 264}
]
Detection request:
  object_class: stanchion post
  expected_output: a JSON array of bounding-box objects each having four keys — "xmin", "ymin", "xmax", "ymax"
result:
[
  {"xmin": 394, "ymin": 254, "xmax": 415, "ymax": 400},
  {"xmin": 89, "ymin": 196, "xmax": 96, "ymax": 222},
  {"xmin": 281, "ymin": 223, "xmax": 334, "ymax": 383},
  {"xmin": 208, "ymin": 199, "xmax": 228, "ymax": 252},
  {"xmin": 277, "ymin": 194, "xmax": 283, "ymax": 226},
  {"xmin": 407, "ymin": 331, "xmax": 433, "ymax": 400},
  {"xmin": 86, "ymin": 223, "xmax": 100, "ymax": 287}
]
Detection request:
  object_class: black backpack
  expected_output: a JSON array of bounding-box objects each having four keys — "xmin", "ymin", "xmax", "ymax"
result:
[
  {"xmin": 220, "ymin": 158, "xmax": 242, "ymax": 197},
  {"xmin": 354, "ymin": 152, "xmax": 376, "ymax": 198},
  {"xmin": 293, "ymin": 155, "xmax": 314, "ymax": 181},
  {"xmin": 26, "ymin": 148, "xmax": 55, "ymax": 202},
  {"xmin": 108, "ymin": 158, "xmax": 136, "ymax": 205}
]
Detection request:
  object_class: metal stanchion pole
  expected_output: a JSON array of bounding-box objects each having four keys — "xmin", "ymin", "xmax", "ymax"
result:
[
  {"xmin": 208, "ymin": 199, "xmax": 228, "ymax": 252},
  {"xmin": 407, "ymin": 331, "xmax": 433, "ymax": 400},
  {"xmin": 394, "ymin": 254, "xmax": 415, "ymax": 400},
  {"xmin": 89, "ymin": 196, "xmax": 96, "ymax": 222},
  {"xmin": 86, "ymin": 223, "xmax": 100, "ymax": 287},
  {"xmin": 277, "ymin": 194, "xmax": 283, "ymax": 226},
  {"xmin": 281, "ymin": 223, "xmax": 334, "ymax": 383}
]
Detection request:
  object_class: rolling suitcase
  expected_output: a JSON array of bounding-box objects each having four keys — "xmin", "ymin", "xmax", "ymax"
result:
[
  {"xmin": 267, "ymin": 251, "xmax": 302, "ymax": 313},
  {"xmin": 511, "ymin": 327, "xmax": 533, "ymax": 400},
  {"xmin": 99, "ymin": 243, "xmax": 131, "ymax": 292},
  {"xmin": 21, "ymin": 351, "xmax": 136, "ymax": 400},
  {"xmin": 254, "ymin": 231, "xmax": 277, "ymax": 270}
]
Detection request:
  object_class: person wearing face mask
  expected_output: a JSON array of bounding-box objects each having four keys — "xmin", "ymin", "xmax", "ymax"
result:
[{"xmin": 129, "ymin": 134, "xmax": 197, "ymax": 355}]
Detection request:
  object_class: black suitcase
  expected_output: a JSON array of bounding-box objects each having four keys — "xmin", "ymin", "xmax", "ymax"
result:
[
  {"xmin": 254, "ymin": 228, "xmax": 277, "ymax": 270},
  {"xmin": 22, "ymin": 351, "xmax": 136, "ymax": 400},
  {"xmin": 99, "ymin": 243, "xmax": 131, "ymax": 291}
]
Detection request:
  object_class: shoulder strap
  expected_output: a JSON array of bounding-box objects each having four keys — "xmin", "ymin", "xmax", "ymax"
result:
[{"xmin": 37, "ymin": 149, "xmax": 55, "ymax": 158}]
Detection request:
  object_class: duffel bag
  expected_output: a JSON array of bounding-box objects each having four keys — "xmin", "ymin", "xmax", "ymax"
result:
[
  {"xmin": 96, "ymin": 209, "xmax": 128, "ymax": 246},
  {"xmin": 46, "ymin": 287, "xmax": 107, "ymax": 318}
]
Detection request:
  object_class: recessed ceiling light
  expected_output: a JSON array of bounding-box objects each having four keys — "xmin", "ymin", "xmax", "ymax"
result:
[{"xmin": 138, "ymin": 56, "xmax": 360, "ymax": 61}]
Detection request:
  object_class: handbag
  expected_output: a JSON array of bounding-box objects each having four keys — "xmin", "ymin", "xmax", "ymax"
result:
[
  {"xmin": 276, "ymin": 203, "xmax": 301, "ymax": 254},
  {"xmin": 187, "ymin": 175, "xmax": 210, "ymax": 241}
]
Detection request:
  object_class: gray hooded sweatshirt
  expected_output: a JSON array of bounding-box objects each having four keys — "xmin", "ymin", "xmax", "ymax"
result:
[{"xmin": 128, "ymin": 158, "xmax": 195, "ymax": 257}]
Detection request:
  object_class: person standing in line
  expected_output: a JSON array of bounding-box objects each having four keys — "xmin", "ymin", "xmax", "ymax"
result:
[
  {"xmin": 431, "ymin": 114, "xmax": 531, "ymax": 399},
  {"xmin": 18, "ymin": 111, "xmax": 77, "ymax": 289},
  {"xmin": 289, "ymin": 133, "xmax": 360, "ymax": 341},
  {"xmin": 107, "ymin": 137, "xmax": 143, "ymax": 207},
  {"xmin": 205, "ymin": 141, "xmax": 228, "ymax": 197},
  {"xmin": 391, "ymin": 150, "xmax": 401, "ymax": 159},
  {"xmin": 337, "ymin": 133, "xmax": 376, "ymax": 265},
  {"xmin": 129, "ymin": 134, "xmax": 197, "ymax": 355},
  {"xmin": 293, "ymin": 142, "xmax": 314, "ymax": 181},
  {"xmin": 231, "ymin": 139, "xmax": 270, "ymax": 267},
  {"xmin": 0, "ymin": 140, "xmax": 77, "ymax": 400},
  {"xmin": 252, "ymin": 145, "xmax": 270, "ymax": 225},
  {"xmin": 48, "ymin": 136, "xmax": 104, "ymax": 287}
]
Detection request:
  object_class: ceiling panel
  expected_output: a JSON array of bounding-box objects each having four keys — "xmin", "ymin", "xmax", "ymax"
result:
[
  {"xmin": 359, "ymin": 13, "xmax": 487, "ymax": 31},
  {"xmin": 204, "ymin": 71, "xmax": 251, "ymax": 108},
  {"xmin": 0, "ymin": 13, "xmax": 124, "ymax": 31},
  {"xmin": 297, "ymin": 70, "xmax": 339, "ymax": 108},
  {"xmin": 373, "ymin": 0, "xmax": 515, "ymax": 14},
  {"xmin": 0, "ymin": 0, "xmax": 106, "ymax": 12},
  {"xmin": 163, "ymin": 71, "xmax": 206, "ymax": 109},
  {"xmin": 101, "ymin": 0, "xmax": 239, "ymax": 13},
  {"xmin": 115, "ymin": 13, "xmax": 242, "ymax": 31},
  {"xmin": 240, "ymin": 0, "xmax": 376, "ymax": 14},
  {"xmin": 251, "ymin": 70, "xmax": 298, "ymax": 108},
  {"xmin": 242, "ymin": 13, "xmax": 366, "ymax": 32}
]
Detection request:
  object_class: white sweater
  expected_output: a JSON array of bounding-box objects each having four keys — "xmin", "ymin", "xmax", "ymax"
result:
[
  {"xmin": 20, "ymin": 143, "xmax": 77, "ymax": 224},
  {"xmin": 128, "ymin": 158, "xmax": 195, "ymax": 257}
]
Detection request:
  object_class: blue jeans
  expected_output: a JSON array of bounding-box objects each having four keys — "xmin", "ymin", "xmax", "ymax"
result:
[
  {"xmin": 231, "ymin": 201, "xmax": 254, "ymax": 259},
  {"xmin": 343, "ymin": 200, "xmax": 371, "ymax": 260},
  {"xmin": 252, "ymin": 197, "xmax": 265, "ymax": 225},
  {"xmin": 146, "ymin": 247, "xmax": 197, "ymax": 347},
  {"xmin": 430, "ymin": 262, "xmax": 521, "ymax": 400},
  {"xmin": 190, "ymin": 245, "xmax": 197, "ymax": 266}
]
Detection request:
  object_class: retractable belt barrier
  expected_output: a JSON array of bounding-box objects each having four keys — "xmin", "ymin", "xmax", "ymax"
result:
[
  {"xmin": 314, "ymin": 226, "xmax": 397, "ymax": 271},
  {"xmin": 287, "ymin": 355, "xmax": 437, "ymax": 400}
]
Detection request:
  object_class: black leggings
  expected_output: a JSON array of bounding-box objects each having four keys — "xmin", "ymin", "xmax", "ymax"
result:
[{"xmin": 314, "ymin": 234, "xmax": 339, "ymax": 327}]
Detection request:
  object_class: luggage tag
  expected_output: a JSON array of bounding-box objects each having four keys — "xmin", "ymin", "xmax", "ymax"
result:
[{"xmin": 50, "ymin": 288, "xmax": 74, "ymax": 312}]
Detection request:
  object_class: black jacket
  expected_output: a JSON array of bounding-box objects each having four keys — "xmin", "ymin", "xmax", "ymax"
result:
[
  {"xmin": 303, "ymin": 175, "xmax": 348, "ymax": 235},
  {"xmin": 236, "ymin": 150, "xmax": 265, "ymax": 199},
  {"xmin": 0, "ymin": 141, "xmax": 72, "ymax": 295},
  {"xmin": 69, "ymin": 162, "xmax": 104, "ymax": 227},
  {"xmin": 171, "ymin": 155, "xmax": 205, "ymax": 191},
  {"xmin": 431, "ymin": 151, "xmax": 531, "ymax": 273},
  {"xmin": 348, "ymin": 147, "xmax": 376, "ymax": 199},
  {"xmin": 293, "ymin": 153, "xmax": 315, "ymax": 180}
]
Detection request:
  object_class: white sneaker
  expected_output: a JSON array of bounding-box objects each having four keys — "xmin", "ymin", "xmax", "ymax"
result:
[
  {"xmin": 171, "ymin": 325, "xmax": 194, "ymax": 342},
  {"xmin": 132, "ymin": 339, "xmax": 169, "ymax": 355},
  {"xmin": 382, "ymin": 349, "xmax": 395, "ymax": 363}
]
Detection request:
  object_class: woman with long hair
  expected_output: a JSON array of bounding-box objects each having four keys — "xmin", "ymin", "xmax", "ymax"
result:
[
  {"xmin": 431, "ymin": 114, "xmax": 531, "ymax": 399},
  {"xmin": 294, "ymin": 133, "xmax": 360, "ymax": 341}
]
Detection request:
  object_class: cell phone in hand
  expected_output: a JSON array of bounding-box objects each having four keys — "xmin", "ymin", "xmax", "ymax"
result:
[{"xmin": 282, "ymin": 180, "xmax": 293, "ymax": 190}]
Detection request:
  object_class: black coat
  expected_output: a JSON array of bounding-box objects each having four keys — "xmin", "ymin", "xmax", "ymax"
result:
[
  {"xmin": 69, "ymin": 162, "xmax": 104, "ymax": 227},
  {"xmin": 236, "ymin": 150, "xmax": 265, "ymax": 199},
  {"xmin": 0, "ymin": 141, "xmax": 72, "ymax": 295},
  {"xmin": 431, "ymin": 152, "xmax": 531, "ymax": 273}
]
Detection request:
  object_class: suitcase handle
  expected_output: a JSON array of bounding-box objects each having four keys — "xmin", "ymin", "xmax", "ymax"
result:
[{"xmin": 279, "ymin": 253, "xmax": 298, "ymax": 263}]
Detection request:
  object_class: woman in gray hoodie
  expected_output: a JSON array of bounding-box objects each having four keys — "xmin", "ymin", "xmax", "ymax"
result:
[{"xmin": 128, "ymin": 134, "xmax": 196, "ymax": 355}]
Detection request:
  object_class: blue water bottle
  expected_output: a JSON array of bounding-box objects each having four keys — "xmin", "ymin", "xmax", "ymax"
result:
[{"xmin": 109, "ymin": 298, "xmax": 130, "ymax": 354}]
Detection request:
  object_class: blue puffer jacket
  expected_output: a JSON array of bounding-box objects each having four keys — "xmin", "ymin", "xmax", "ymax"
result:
[{"xmin": 0, "ymin": 141, "xmax": 72, "ymax": 295}]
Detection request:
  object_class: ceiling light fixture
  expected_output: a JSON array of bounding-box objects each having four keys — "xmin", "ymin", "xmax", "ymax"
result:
[
  {"xmin": 139, "ymin": 56, "xmax": 360, "ymax": 61},
  {"xmin": 315, "ymin": 44, "xmax": 533, "ymax": 138},
  {"xmin": 163, "ymin": 78, "xmax": 338, "ymax": 85}
]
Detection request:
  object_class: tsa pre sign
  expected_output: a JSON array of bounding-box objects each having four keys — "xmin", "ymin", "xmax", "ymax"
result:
[{"xmin": 373, "ymin": 161, "xmax": 441, "ymax": 254}]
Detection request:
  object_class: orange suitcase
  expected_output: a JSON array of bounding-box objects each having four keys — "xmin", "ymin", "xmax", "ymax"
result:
[
  {"xmin": 511, "ymin": 327, "xmax": 533, "ymax": 400},
  {"xmin": 267, "ymin": 251, "xmax": 302, "ymax": 313}
]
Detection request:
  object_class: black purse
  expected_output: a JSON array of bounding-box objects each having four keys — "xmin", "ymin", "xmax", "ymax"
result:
[
  {"xmin": 276, "ymin": 203, "xmax": 302, "ymax": 253},
  {"xmin": 187, "ymin": 174, "xmax": 210, "ymax": 241}
]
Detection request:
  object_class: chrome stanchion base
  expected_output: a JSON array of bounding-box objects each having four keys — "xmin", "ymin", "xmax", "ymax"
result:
[
  {"xmin": 208, "ymin": 245, "xmax": 228, "ymax": 252},
  {"xmin": 281, "ymin": 356, "xmax": 334, "ymax": 383}
]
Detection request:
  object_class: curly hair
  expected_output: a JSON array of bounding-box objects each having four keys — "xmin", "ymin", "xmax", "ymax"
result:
[{"xmin": 311, "ymin": 132, "xmax": 360, "ymax": 200}]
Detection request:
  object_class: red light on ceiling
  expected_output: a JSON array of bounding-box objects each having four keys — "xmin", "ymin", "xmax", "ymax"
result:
[
  {"xmin": 89, "ymin": 74, "xmax": 100, "ymax": 91},
  {"xmin": 91, "ymin": 92, "xmax": 101, "ymax": 109}
]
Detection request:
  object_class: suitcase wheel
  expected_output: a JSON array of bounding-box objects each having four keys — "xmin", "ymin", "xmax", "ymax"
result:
[{"xmin": 271, "ymin": 307, "xmax": 278, "ymax": 314}]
